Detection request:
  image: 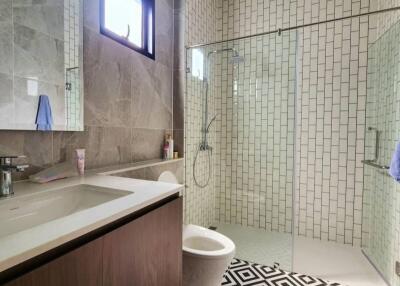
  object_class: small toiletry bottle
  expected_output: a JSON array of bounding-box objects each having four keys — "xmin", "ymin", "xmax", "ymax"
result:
[
  {"xmin": 167, "ymin": 134, "xmax": 174, "ymax": 159},
  {"xmin": 75, "ymin": 149, "xmax": 85, "ymax": 175},
  {"xmin": 163, "ymin": 142, "xmax": 169, "ymax": 160}
]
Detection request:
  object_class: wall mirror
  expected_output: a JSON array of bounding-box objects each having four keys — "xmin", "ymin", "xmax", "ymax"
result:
[{"xmin": 0, "ymin": 0, "xmax": 84, "ymax": 131}]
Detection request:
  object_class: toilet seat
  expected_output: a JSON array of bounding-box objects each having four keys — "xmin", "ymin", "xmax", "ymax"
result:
[{"xmin": 183, "ymin": 224, "xmax": 235, "ymax": 259}]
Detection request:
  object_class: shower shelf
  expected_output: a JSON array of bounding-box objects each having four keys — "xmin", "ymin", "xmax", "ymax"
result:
[{"xmin": 361, "ymin": 160, "xmax": 390, "ymax": 170}]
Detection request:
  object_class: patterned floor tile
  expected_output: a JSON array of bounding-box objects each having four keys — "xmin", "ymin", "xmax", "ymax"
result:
[{"xmin": 222, "ymin": 258, "xmax": 343, "ymax": 286}]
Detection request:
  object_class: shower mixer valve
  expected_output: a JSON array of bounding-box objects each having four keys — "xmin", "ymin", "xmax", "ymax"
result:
[{"xmin": 199, "ymin": 143, "xmax": 213, "ymax": 151}]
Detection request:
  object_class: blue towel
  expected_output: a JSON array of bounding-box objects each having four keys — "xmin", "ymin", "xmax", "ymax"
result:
[
  {"xmin": 35, "ymin": 95, "xmax": 53, "ymax": 131},
  {"xmin": 389, "ymin": 141, "xmax": 400, "ymax": 182}
]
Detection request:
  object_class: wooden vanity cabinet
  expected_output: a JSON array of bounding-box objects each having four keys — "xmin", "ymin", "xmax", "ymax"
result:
[{"xmin": 3, "ymin": 196, "xmax": 182, "ymax": 286}]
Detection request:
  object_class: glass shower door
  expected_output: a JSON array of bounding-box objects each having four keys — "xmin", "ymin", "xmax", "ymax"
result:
[
  {"xmin": 362, "ymin": 19, "xmax": 400, "ymax": 286},
  {"xmin": 184, "ymin": 29, "xmax": 298, "ymax": 271}
]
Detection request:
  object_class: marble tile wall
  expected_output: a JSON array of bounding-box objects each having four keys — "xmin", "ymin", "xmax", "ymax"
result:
[
  {"xmin": 0, "ymin": 0, "xmax": 175, "ymax": 180},
  {"xmin": 0, "ymin": 0, "xmax": 68, "ymax": 130}
]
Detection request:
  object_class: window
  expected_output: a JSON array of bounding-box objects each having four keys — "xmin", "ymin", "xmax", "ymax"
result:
[
  {"xmin": 100, "ymin": 0, "xmax": 155, "ymax": 59},
  {"xmin": 192, "ymin": 49, "xmax": 204, "ymax": 80}
]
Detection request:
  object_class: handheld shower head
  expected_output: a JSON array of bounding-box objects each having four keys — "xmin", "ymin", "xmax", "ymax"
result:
[{"xmin": 206, "ymin": 114, "xmax": 218, "ymax": 133}]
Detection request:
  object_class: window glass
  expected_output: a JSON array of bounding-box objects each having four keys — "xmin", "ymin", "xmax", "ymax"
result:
[
  {"xmin": 192, "ymin": 49, "xmax": 204, "ymax": 80},
  {"xmin": 104, "ymin": 0, "xmax": 143, "ymax": 47},
  {"xmin": 101, "ymin": 0, "xmax": 154, "ymax": 59}
]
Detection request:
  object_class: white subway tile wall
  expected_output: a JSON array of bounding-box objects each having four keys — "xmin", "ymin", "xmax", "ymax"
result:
[
  {"xmin": 64, "ymin": 0, "xmax": 82, "ymax": 130},
  {"xmin": 213, "ymin": 0, "xmax": 370, "ymax": 246},
  {"xmin": 184, "ymin": 0, "xmax": 217, "ymax": 227},
  {"xmin": 184, "ymin": 3, "xmax": 400, "ymax": 284}
]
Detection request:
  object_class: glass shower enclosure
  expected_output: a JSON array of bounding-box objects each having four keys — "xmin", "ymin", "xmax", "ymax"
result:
[
  {"xmin": 185, "ymin": 30, "xmax": 298, "ymax": 270},
  {"xmin": 362, "ymin": 19, "xmax": 400, "ymax": 286}
]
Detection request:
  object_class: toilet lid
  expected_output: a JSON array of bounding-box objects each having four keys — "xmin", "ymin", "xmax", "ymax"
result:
[{"xmin": 158, "ymin": 171, "xmax": 178, "ymax": 184}]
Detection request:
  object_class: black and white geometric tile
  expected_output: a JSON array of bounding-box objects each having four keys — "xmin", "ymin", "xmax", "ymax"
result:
[{"xmin": 222, "ymin": 258, "xmax": 343, "ymax": 286}]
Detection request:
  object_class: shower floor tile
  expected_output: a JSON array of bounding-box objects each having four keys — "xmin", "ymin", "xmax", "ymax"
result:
[
  {"xmin": 214, "ymin": 223, "xmax": 387, "ymax": 286},
  {"xmin": 214, "ymin": 223, "xmax": 293, "ymax": 270}
]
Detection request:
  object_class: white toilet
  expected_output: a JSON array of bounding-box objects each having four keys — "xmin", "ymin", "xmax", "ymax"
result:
[
  {"xmin": 182, "ymin": 224, "xmax": 235, "ymax": 286},
  {"xmin": 157, "ymin": 171, "xmax": 236, "ymax": 286}
]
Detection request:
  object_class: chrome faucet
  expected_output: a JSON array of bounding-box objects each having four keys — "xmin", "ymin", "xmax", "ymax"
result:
[{"xmin": 0, "ymin": 156, "xmax": 29, "ymax": 198}]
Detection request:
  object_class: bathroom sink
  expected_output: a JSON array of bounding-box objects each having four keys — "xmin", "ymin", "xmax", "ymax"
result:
[{"xmin": 0, "ymin": 184, "xmax": 131, "ymax": 238}]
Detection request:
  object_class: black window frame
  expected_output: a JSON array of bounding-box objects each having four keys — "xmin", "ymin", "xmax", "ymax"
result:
[{"xmin": 100, "ymin": 0, "xmax": 155, "ymax": 60}]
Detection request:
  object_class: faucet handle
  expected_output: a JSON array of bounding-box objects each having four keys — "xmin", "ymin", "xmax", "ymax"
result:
[
  {"xmin": 0, "ymin": 156, "xmax": 29, "ymax": 171},
  {"xmin": 13, "ymin": 164, "xmax": 29, "ymax": 172},
  {"xmin": 0, "ymin": 154, "xmax": 26, "ymax": 160}
]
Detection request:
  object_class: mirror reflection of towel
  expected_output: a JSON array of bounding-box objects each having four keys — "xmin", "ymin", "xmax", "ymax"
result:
[
  {"xmin": 389, "ymin": 141, "xmax": 400, "ymax": 182},
  {"xmin": 35, "ymin": 95, "xmax": 53, "ymax": 131}
]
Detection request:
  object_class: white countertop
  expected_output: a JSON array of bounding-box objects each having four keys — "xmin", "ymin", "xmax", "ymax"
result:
[{"xmin": 0, "ymin": 172, "xmax": 183, "ymax": 273}]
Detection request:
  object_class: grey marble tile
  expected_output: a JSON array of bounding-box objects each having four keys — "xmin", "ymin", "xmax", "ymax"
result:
[
  {"xmin": 22, "ymin": 131, "xmax": 53, "ymax": 169},
  {"xmin": 162, "ymin": 0, "xmax": 173, "ymax": 10},
  {"xmin": 114, "ymin": 169, "xmax": 147, "ymax": 181},
  {"xmin": 84, "ymin": 28, "xmax": 132, "ymax": 127},
  {"xmin": 173, "ymin": 10, "xmax": 185, "ymax": 70},
  {"xmin": 0, "ymin": 0, "xmax": 12, "ymax": 22},
  {"xmin": 173, "ymin": 129, "xmax": 184, "ymax": 155},
  {"xmin": 0, "ymin": 73, "xmax": 13, "ymax": 127},
  {"xmin": 13, "ymin": 2, "xmax": 64, "ymax": 40},
  {"xmin": 83, "ymin": 0, "xmax": 99, "ymax": 31},
  {"xmin": 1, "ymin": 130, "xmax": 55, "ymax": 180},
  {"xmin": 0, "ymin": 23, "xmax": 12, "ymax": 75},
  {"xmin": 132, "ymin": 128, "xmax": 166, "ymax": 162},
  {"xmin": 53, "ymin": 126, "xmax": 133, "ymax": 169},
  {"xmin": 173, "ymin": 69, "xmax": 185, "ymax": 130},
  {"xmin": 14, "ymin": 24, "xmax": 64, "ymax": 85},
  {"xmin": 0, "ymin": 0, "xmax": 12, "ymax": 75},
  {"xmin": 13, "ymin": 76, "xmax": 65, "ymax": 128},
  {"xmin": 0, "ymin": 131, "xmax": 25, "ymax": 158},
  {"xmin": 131, "ymin": 58, "xmax": 172, "ymax": 129},
  {"xmin": 146, "ymin": 160, "xmax": 184, "ymax": 183},
  {"xmin": 13, "ymin": 0, "xmax": 64, "ymax": 7},
  {"xmin": 173, "ymin": 0, "xmax": 185, "ymax": 10},
  {"xmin": 155, "ymin": 0, "xmax": 174, "ymax": 69},
  {"xmin": 113, "ymin": 160, "xmax": 183, "ymax": 183}
]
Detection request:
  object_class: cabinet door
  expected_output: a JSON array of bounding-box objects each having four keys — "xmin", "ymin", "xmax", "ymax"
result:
[
  {"xmin": 103, "ymin": 197, "xmax": 182, "ymax": 286},
  {"xmin": 5, "ymin": 238, "xmax": 103, "ymax": 286}
]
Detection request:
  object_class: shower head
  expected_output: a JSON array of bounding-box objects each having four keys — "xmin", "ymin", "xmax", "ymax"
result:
[
  {"xmin": 207, "ymin": 48, "xmax": 245, "ymax": 65},
  {"xmin": 230, "ymin": 55, "xmax": 245, "ymax": 64}
]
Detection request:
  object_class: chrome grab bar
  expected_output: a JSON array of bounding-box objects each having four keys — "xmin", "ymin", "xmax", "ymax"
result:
[
  {"xmin": 361, "ymin": 159, "xmax": 389, "ymax": 170},
  {"xmin": 367, "ymin": 127, "xmax": 380, "ymax": 162}
]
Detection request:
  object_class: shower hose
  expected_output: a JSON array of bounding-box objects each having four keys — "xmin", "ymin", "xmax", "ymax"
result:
[{"xmin": 193, "ymin": 144, "xmax": 212, "ymax": 188}]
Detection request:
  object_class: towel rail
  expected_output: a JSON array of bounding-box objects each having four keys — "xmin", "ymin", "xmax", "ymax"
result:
[{"xmin": 361, "ymin": 160, "xmax": 390, "ymax": 170}]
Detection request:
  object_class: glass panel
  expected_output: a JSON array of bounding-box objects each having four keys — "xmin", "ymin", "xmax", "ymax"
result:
[
  {"xmin": 147, "ymin": 8, "xmax": 153, "ymax": 54},
  {"xmin": 362, "ymin": 19, "xmax": 400, "ymax": 285},
  {"xmin": 185, "ymin": 30, "xmax": 297, "ymax": 270},
  {"xmin": 104, "ymin": 0, "xmax": 143, "ymax": 47}
]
